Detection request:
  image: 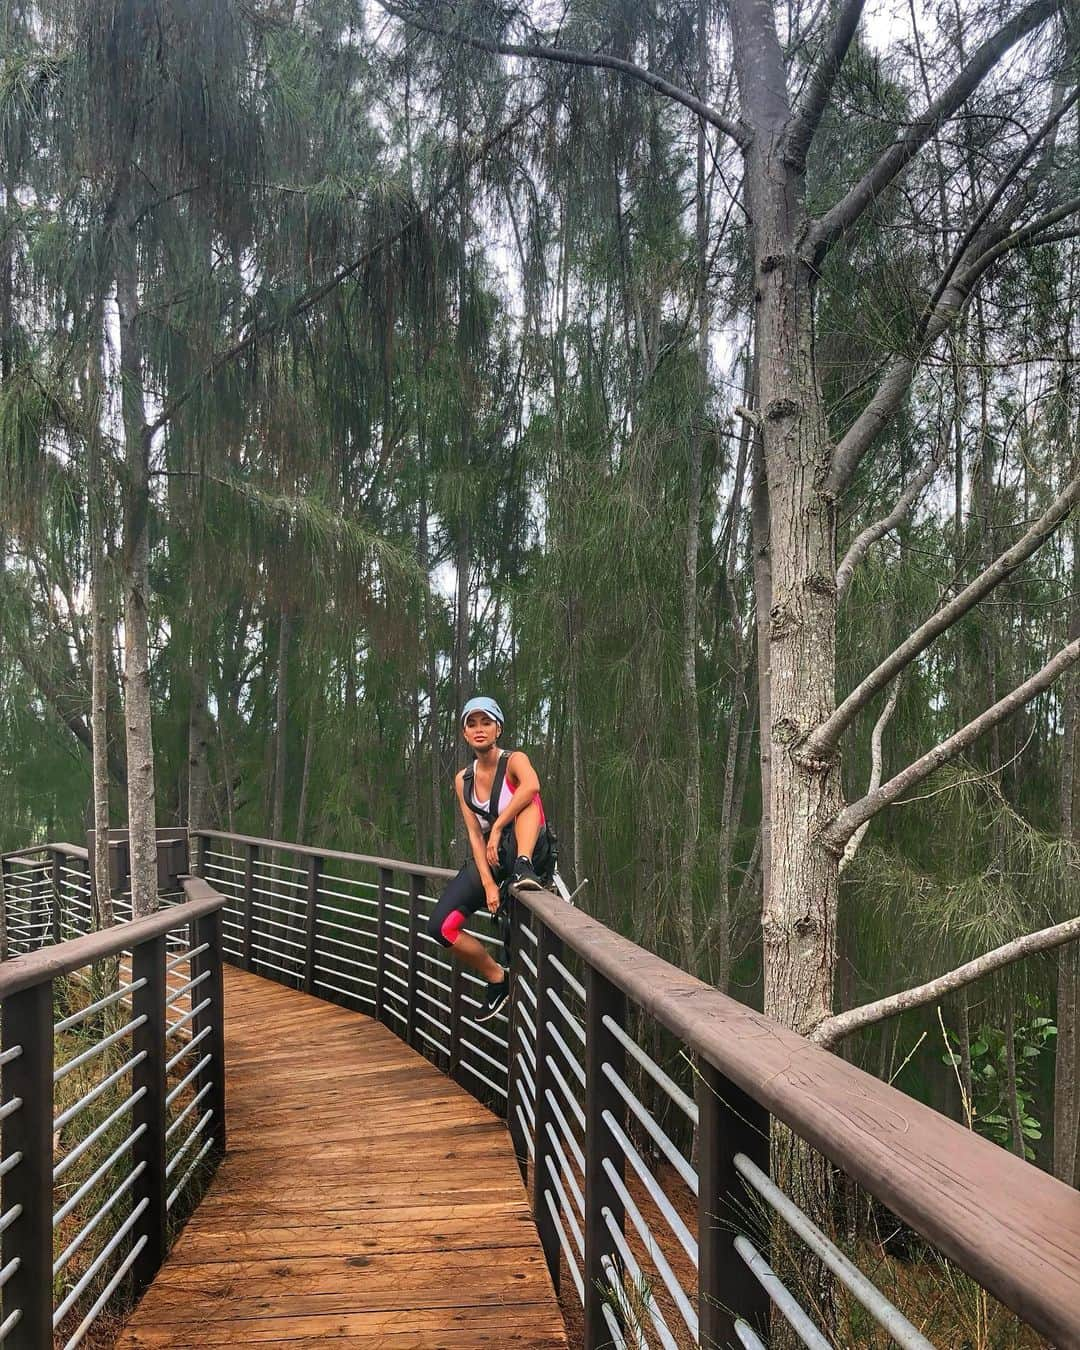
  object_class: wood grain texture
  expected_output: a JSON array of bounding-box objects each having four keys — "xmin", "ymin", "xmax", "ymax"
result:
[{"xmin": 117, "ymin": 967, "xmax": 566, "ymax": 1348}]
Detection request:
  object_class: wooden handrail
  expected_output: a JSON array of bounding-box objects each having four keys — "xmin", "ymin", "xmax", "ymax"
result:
[
  {"xmin": 515, "ymin": 885, "xmax": 1080, "ymax": 1348},
  {"xmin": 0, "ymin": 881, "xmax": 224, "ymax": 998},
  {"xmin": 192, "ymin": 827, "xmax": 457, "ymax": 884}
]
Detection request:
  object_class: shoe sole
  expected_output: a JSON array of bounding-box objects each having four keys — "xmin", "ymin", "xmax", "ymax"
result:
[{"xmin": 513, "ymin": 877, "xmax": 544, "ymax": 891}]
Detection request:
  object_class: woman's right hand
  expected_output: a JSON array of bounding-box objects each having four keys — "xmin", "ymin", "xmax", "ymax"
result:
[{"xmin": 485, "ymin": 882, "xmax": 502, "ymax": 914}]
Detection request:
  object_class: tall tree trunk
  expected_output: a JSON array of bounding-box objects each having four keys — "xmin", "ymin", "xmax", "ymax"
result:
[
  {"xmin": 296, "ymin": 680, "xmax": 317, "ymax": 845},
  {"xmin": 86, "ymin": 324, "xmax": 114, "ymax": 928},
  {"xmin": 272, "ymin": 606, "xmax": 291, "ymax": 841},
  {"xmin": 186, "ymin": 505, "xmax": 212, "ymax": 830},
  {"xmin": 1054, "ymin": 521, "xmax": 1080, "ymax": 1185},
  {"xmin": 674, "ymin": 0, "xmax": 711, "ymax": 978},
  {"xmin": 116, "ymin": 248, "xmax": 158, "ymax": 918}
]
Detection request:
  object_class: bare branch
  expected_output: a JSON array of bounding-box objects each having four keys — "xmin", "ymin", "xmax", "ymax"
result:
[
  {"xmin": 806, "ymin": 0, "xmax": 1060, "ymax": 260},
  {"xmin": 838, "ymin": 679, "xmax": 900, "ymax": 874},
  {"xmin": 784, "ymin": 0, "xmax": 867, "ymax": 171},
  {"xmin": 823, "ymin": 637, "xmax": 1080, "ymax": 854},
  {"xmin": 826, "ymin": 194, "xmax": 1080, "ymax": 498},
  {"xmin": 814, "ymin": 475, "xmax": 1080, "ymax": 758},
  {"xmin": 835, "ymin": 449, "xmax": 942, "ymax": 597},
  {"xmin": 376, "ymin": 1, "xmax": 748, "ymax": 147},
  {"xmin": 923, "ymin": 86, "xmax": 1080, "ymax": 328},
  {"xmin": 812, "ymin": 913, "xmax": 1080, "ymax": 1048},
  {"xmin": 835, "ymin": 487, "xmax": 1076, "ymax": 769}
]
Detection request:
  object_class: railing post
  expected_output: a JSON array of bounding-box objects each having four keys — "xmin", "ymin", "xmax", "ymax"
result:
[
  {"xmin": 192, "ymin": 830, "xmax": 208, "ymax": 877},
  {"xmin": 448, "ymin": 954, "xmax": 465, "ymax": 1084},
  {"xmin": 242, "ymin": 843, "xmax": 257, "ymax": 972},
  {"xmin": 697, "ymin": 1059, "xmax": 771, "ymax": 1347},
  {"xmin": 375, "ymin": 867, "xmax": 390, "ymax": 1025},
  {"xmin": 2, "ymin": 979, "xmax": 53, "ymax": 1349},
  {"xmin": 405, "ymin": 874, "xmax": 421, "ymax": 1049},
  {"xmin": 0, "ymin": 856, "xmax": 10, "ymax": 961},
  {"xmin": 50, "ymin": 848, "xmax": 62, "ymax": 946},
  {"xmin": 303, "ymin": 855, "xmax": 322, "ymax": 995},
  {"xmin": 505, "ymin": 901, "xmax": 528, "ymax": 1181},
  {"xmin": 131, "ymin": 933, "xmax": 168, "ymax": 1294},
  {"xmin": 584, "ymin": 969, "xmax": 626, "ymax": 1348},
  {"xmin": 191, "ymin": 909, "xmax": 227, "ymax": 1157},
  {"xmin": 532, "ymin": 920, "xmax": 563, "ymax": 1292}
]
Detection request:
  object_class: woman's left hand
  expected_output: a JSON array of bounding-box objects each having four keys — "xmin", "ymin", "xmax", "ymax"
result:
[{"xmin": 486, "ymin": 827, "xmax": 502, "ymax": 867}]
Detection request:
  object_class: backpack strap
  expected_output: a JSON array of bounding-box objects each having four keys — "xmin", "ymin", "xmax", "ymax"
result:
[{"xmin": 463, "ymin": 750, "xmax": 510, "ymax": 831}]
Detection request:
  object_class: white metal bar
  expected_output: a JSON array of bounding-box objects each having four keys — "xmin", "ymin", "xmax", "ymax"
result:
[
  {"xmin": 603, "ymin": 1208, "xmax": 678, "ymax": 1350},
  {"xmin": 53, "ymin": 1052, "xmax": 147, "ymax": 1132},
  {"xmin": 548, "ymin": 953, "xmax": 586, "ymax": 1001},
  {"xmin": 602, "ymin": 1062, "xmax": 698, "ymax": 1195},
  {"xmin": 603, "ymin": 1158, "xmax": 698, "ymax": 1339},
  {"xmin": 543, "ymin": 1187, "xmax": 585, "ymax": 1305},
  {"xmin": 734, "ymin": 1153, "xmax": 935, "ymax": 1350},
  {"xmin": 52, "ymin": 1127, "xmax": 146, "ymax": 1227},
  {"xmin": 53, "ymin": 1198, "xmax": 149, "ymax": 1324},
  {"xmin": 53, "ymin": 1163, "xmax": 146, "ymax": 1276},
  {"xmin": 53, "ymin": 1089, "xmax": 146, "ymax": 1181},
  {"xmin": 734, "ymin": 1236, "xmax": 831, "ymax": 1350},
  {"xmin": 601, "ymin": 1015, "xmax": 697, "ymax": 1124},
  {"xmin": 61, "ymin": 1234, "xmax": 148, "ymax": 1350},
  {"xmin": 166, "ymin": 1135, "xmax": 215, "ymax": 1210},
  {"xmin": 602, "ymin": 1110, "xmax": 697, "ymax": 1265},
  {"xmin": 54, "ymin": 1016, "xmax": 147, "ymax": 1083}
]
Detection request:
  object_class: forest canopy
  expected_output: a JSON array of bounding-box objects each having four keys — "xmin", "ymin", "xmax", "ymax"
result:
[{"xmin": 0, "ymin": 0, "xmax": 1078, "ymax": 1184}]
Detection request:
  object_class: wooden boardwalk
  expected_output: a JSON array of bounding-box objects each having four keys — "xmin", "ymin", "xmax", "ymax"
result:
[{"xmin": 118, "ymin": 967, "xmax": 567, "ymax": 1348}]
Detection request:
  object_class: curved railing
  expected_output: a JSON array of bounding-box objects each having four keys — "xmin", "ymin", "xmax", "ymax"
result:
[
  {"xmin": 0, "ymin": 881, "xmax": 226, "ymax": 1349},
  {"xmin": 190, "ymin": 827, "xmax": 1080, "ymax": 1350}
]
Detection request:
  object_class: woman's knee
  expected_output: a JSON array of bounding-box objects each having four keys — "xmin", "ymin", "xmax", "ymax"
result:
[{"xmin": 428, "ymin": 905, "xmax": 466, "ymax": 948}]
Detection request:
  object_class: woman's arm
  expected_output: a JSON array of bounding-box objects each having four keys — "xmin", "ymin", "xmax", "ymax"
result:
[
  {"xmin": 455, "ymin": 771, "xmax": 502, "ymax": 910},
  {"xmin": 485, "ymin": 752, "xmax": 542, "ymax": 865},
  {"xmin": 491, "ymin": 751, "xmax": 541, "ymax": 833}
]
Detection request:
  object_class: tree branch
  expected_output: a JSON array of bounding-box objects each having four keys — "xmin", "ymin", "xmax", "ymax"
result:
[
  {"xmin": 835, "ymin": 448, "xmax": 942, "ymax": 597},
  {"xmin": 812, "ymin": 913, "xmax": 1080, "ymax": 1048},
  {"xmin": 810, "ymin": 474, "xmax": 1080, "ymax": 759},
  {"xmin": 149, "ymin": 97, "xmax": 544, "ymax": 437},
  {"xmin": 825, "ymin": 192, "xmax": 1080, "ymax": 498},
  {"xmin": 805, "ymin": 0, "xmax": 1060, "ymax": 260},
  {"xmin": 784, "ymin": 0, "xmax": 867, "ymax": 171},
  {"xmin": 838, "ymin": 678, "xmax": 900, "ymax": 874},
  {"xmin": 823, "ymin": 636, "xmax": 1080, "ymax": 853},
  {"xmin": 376, "ymin": 1, "xmax": 748, "ymax": 146}
]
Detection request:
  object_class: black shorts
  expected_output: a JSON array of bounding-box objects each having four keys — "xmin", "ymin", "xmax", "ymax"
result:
[{"xmin": 426, "ymin": 826, "xmax": 553, "ymax": 948}]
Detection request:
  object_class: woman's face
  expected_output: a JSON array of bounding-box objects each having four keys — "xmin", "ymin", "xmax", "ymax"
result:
[{"xmin": 464, "ymin": 711, "xmax": 501, "ymax": 751}]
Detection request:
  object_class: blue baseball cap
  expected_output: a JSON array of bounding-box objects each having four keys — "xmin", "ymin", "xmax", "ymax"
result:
[{"xmin": 461, "ymin": 696, "xmax": 504, "ymax": 728}]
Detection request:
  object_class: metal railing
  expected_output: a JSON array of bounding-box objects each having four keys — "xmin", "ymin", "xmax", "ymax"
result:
[
  {"xmin": 191, "ymin": 827, "xmax": 1080, "ymax": 1350},
  {"xmin": 0, "ymin": 880, "xmax": 226, "ymax": 1349}
]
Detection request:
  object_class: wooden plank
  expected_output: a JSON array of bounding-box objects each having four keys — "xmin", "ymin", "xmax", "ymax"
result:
[
  {"xmin": 117, "ymin": 967, "xmax": 565, "ymax": 1349},
  {"xmin": 120, "ymin": 1301, "xmax": 567, "ymax": 1347}
]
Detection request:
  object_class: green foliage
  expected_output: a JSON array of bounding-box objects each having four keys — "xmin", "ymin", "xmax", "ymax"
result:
[{"xmin": 942, "ymin": 1006, "xmax": 1058, "ymax": 1160}]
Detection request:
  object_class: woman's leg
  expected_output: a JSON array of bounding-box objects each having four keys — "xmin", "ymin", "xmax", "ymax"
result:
[
  {"xmin": 512, "ymin": 799, "xmax": 542, "ymax": 861},
  {"xmin": 425, "ymin": 863, "xmax": 504, "ymax": 982}
]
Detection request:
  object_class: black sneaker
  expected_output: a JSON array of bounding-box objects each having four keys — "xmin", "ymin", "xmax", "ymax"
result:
[
  {"xmin": 512, "ymin": 856, "xmax": 544, "ymax": 891},
  {"xmin": 476, "ymin": 971, "xmax": 511, "ymax": 1022}
]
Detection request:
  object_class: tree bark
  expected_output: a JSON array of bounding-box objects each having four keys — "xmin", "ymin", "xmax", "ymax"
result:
[
  {"xmin": 674, "ymin": 0, "xmax": 711, "ymax": 978},
  {"xmin": 186, "ymin": 506, "xmax": 212, "ymax": 830},
  {"xmin": 272, "ymin": 606, "xmax": 291, "ymax": 841},
  {"xmin": 116, "ymin": 249, "xmax": 158, "ymax": 918},
  {"xmin": 1054, "ymin": 521, "xmax": 1080, "ymax": 1185},
  {"xmin": 85, "ymin": 321, "xmax": 113, "ymax": 928}
]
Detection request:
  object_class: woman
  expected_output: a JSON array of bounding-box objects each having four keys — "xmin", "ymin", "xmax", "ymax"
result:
[{"xmin": 426, "ymin": 696, "xmax": 552, "ymax": 1021}]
